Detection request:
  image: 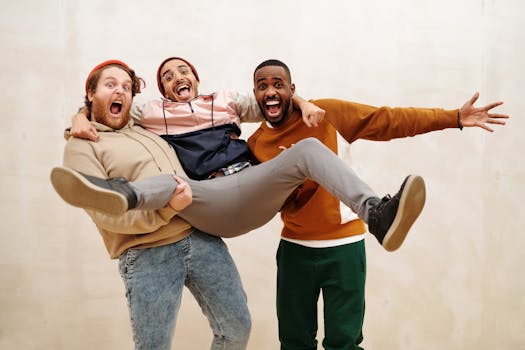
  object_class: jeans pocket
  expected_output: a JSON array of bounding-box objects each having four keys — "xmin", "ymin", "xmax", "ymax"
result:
[{"xmin": 119, "ymin": 248, "xmax": 139, "ymax": 281}]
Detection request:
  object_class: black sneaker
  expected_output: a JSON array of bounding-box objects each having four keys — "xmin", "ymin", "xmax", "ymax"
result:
[
  {"xmin": 50, "ymin": 166, "xmax": 138, "ymax": 216},
  {"xmin": 367, "ymin": 175, "xmax": 426, "ymax": 252}
]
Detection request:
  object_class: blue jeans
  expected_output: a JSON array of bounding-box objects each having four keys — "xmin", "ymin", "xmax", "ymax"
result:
[{"xmin": 118, "ymin": 229, "xmax": 251, "ymax": 350}]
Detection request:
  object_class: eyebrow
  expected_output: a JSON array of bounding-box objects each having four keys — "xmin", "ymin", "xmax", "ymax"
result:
[
  {"xmin": 162, "ymin": 65, "xmax": 189, "ymax": 78},
  {"xmin": 256, "ymin": 76, "xmax": 283, "ymax": 84},
  {"xmin": 102, "ymin": 76, "xmax": 132, "ymax": 84},
  {"xmin": 162, "ymin": 69, "xmax": 172, "ymax": 79}
]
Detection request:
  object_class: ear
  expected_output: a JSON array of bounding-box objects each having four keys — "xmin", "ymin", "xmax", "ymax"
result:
[
  {"xmin": 87, "ymin": 90, "xmax": 94, "ymax": 102},
  {"xmin": 290, "ymin": 83, "xmax": 296, "ymax": 95}
]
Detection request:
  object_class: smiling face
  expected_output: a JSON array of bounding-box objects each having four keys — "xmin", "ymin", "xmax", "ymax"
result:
[
  {"xmin": 88, "ymin": 66, "xmax": 133, "ymax": 130},
  {"xmin": 159, "ymin": 59, "xmax": 200, "ymax": 102},
  {"xmin": 253, "ymin": 65, "xmax": 295, "ymax": 127}
]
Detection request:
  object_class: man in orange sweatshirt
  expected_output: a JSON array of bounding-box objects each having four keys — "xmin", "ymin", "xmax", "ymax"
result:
[{"xmin": 248, "ymin": 59, "xmax": 508, "ymax": 350}]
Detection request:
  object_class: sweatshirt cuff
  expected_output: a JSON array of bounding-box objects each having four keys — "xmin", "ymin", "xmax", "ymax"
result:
[
  {"xmin": 442, "ymin": 109, "xmax": 461, "ymax": 129},
  {"xmin": 158, "ymin": 205, "xmax": 178, "ymax": 221}
]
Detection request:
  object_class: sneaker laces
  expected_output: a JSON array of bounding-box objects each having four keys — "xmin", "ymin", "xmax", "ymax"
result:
[{"xmin": 377, "ymin": 194, "xmax": 392, "ymax": 210}]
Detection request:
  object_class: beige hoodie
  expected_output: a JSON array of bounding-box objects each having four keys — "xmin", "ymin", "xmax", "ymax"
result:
[{"xmin": 63, "ymin": 120, "xmax": 192, "ymax": 259}]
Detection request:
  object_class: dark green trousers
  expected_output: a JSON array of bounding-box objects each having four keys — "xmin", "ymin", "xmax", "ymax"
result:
[{"xmin": 276, "ymin": 239, "xmax": 366, "ymax": 350}]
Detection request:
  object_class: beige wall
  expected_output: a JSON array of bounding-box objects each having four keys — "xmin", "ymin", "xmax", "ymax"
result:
[{"xmin": 1, "ymin": 0, "xmax": 524, "ymax": 349}]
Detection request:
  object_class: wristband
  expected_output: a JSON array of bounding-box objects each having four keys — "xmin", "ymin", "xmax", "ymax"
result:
[{"xmin": 457, "ymin": 111, "xmax": 463, "ymax": 130}]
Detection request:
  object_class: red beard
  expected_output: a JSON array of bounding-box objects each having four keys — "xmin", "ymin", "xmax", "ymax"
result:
[{"xmin": 91, "ymin": 100, "xmax": 131, "ymax": 130}]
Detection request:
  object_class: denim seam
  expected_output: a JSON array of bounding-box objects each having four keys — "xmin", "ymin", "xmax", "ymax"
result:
[
  {"xmin": 187, "ymin": 232, "xmax": 228, "ymax": 348},
  {"xmin": 120, "ymin": 249, "xmax": 139, "ymax": 347}
]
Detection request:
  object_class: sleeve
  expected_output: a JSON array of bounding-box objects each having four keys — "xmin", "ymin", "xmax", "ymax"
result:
[
  {"xmin": 130, "ymin": 102, "xmax": 145, "ymax": 126},
  {"xmin": 230, "ymin": 90, "xmax": 264, "ymax": 123},
  {"xmin": 63, "ymin": 106, "xmax": 84, "ymax": 141},
  {"xmin": 62, "ymin": 103, "xmax": 144, "ymax": 140},
  {"xmin": 62, "ymin": 140, "xmax": 178, "ymax": 234},
  {"xmin": 314, "ymin": 99, "xmax": 459, "ymax": 143},
  {"xmin": 88, "ymin": 206, "xmax": 177, "ymax": 234}
]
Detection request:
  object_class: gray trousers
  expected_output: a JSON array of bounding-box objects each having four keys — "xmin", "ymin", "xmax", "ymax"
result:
[{"xmin": 130, "ymin": 138, "xmax": 377, "ymax": 238}]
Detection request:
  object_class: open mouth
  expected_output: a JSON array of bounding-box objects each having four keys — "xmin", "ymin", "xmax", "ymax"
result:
[
  {"xmin": 177, "ymin": 84, "xmax": 190, "ymax": 94},
  {"xmin": 173, "ymin": 83, "xmax": 193, "ymax": 101},
  {"xmin": 265, "ymin": 99, "xmax": 281, "ymax": 117},
  {"xmin": 110, "ymin": 101, "xmax": 122, "ymax": 116}
]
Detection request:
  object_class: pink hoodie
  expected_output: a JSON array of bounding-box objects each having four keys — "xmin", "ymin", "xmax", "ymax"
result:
[{"xmin": 139, "ymin": 89, "xmax": 262, "ymax": 136}]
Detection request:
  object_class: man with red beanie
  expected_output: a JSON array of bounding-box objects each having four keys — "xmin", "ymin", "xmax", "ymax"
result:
[{"xmin": 58, "ymin": 60, "xmax": 252, "ymax": 350}]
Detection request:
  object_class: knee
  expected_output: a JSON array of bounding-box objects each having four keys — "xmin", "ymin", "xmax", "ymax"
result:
[
  {"xmin": 214, "ymin": 313, "xmax": 251, "ymax": 348},
  {"xmin": 291, "ymin": 138, "xmax": 327, "ymax": 165},
  {"xmin": 232, "ymin": 312, "xmax": 252, "ymax": 340},
  {"xmin": 291, "ymin": 138, "xmax": 324, "ymax": 158},
  {"xmin": 295, "ymin": 137, "xmax": 322, "ymax": 151}
]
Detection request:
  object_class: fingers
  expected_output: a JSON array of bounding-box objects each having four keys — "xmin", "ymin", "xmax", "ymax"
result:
[
  {"xmin": 473, "ymin": 121, "xmax": 494, "ymax": 132},
  {"xmin": 303, "ymin": 117, "xmax": 313, "ymax": 128},
  {"xmin": 173, "ymin": 174, "xmax": 186, "ymax": 184},
  {"xmin": 313, "ymin": 110, "xmax": 325, "ymax": 126},
  {"xmin": 72, "ymin": 125, "xmax": 99, "ymax": 141},
  {"xmin": 483, "ymin": 101, "xmax": 503, "ymax": 111},
  {"xmin": 303, "ymin": 107, "xmax": 325, "ymax": 128},
  {"xmin": 469, "ymin": 92, "xmax": 480, "ymax": 105},
  {"xmin": 168, "ymin": 181, "xmax": 193, "ymax": 211},
  {"xmin": 173, "ymin": 182, "xmax": 187, "ymax": 194},
  {"xmin": 89, "ymin": 127, "xmax": 99, "ymax": 141},
  {"xmin": 487, "ymin": 119, "xmax": 506, "ymax": 125},
  {"xmin": 481, "ymin": 125, "xmax": 494, "ymax": 132},
  {"xmin": 172, "ymin": 175, "xmax": 187, "ymax": 193},
  {"xmin": 308, "ymin": 116, "xmax": 318, "ymax": 128},
  {"xmin": 489, "ymin": 113, "xmax": 509, "ymax": 119},
  {"xmin": 304, "ymin": 112, "xmax": 323, "ymax": 127}
]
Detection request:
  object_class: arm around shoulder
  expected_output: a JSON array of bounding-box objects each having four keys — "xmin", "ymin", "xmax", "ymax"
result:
[
  {"xmin": 230, "ymin": 90, "xmax": 264, "ymax": 123},
  {"xmin": 292, "ymin": 95, "xmax": 325, "ymax": 127},
  {"xmin": 69, "ymin": 107, "xmax": 99, "ymax": 141},
  {"xmin": 130, "ymin": 102, "xmax": 145, "ymax": 125}
]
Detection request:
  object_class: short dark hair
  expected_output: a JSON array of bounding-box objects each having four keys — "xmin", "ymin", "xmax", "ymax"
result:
[{"xmin": 254, "ymin": 59, "xmax": 292, "ymax": 82}]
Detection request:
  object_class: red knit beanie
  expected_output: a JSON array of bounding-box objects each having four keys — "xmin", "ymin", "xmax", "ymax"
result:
[
  {"xmin": 156, "ymin": 57, "xmax": 200, "ymax": 97},
  {"xmin": 85, "ymin": 59, "xmax": 131, "ymax": 93}
]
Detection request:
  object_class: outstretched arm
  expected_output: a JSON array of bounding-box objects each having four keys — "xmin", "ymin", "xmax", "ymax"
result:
[{"xmin": 458, "ymin": 92, "xmax": 509, "ymax": 132}]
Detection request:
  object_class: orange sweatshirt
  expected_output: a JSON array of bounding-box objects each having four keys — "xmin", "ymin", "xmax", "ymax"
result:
[{"xmin": 248, "ymin": 98, "xmax": 458, "ymax": 240}]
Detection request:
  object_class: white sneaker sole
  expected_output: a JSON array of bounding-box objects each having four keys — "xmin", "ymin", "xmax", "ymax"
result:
[
  {"xmin": 50, "ymin": 167, "xmax": 127, "ymax": 216},
  {"xmin": 382, "ymin": 175, "xmax": 426, "ymax": 252}
]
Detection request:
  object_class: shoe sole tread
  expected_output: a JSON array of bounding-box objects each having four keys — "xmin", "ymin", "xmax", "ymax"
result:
[
  {"xmin": 382, "ymin": 175, "xmax": 426, "ymax": 252},
  {"xmin": 50, "ymin": 167, "xmax": 127, "ymax": 216}
]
